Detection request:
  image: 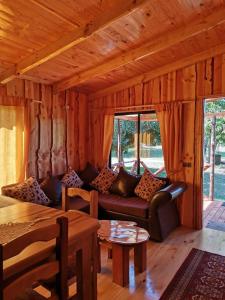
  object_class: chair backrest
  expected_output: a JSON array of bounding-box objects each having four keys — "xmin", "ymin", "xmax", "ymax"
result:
[
  {"xmin": 62, "ymin": 186, "xmax": 98, "ymax": 218},
  {"xmin": 0, "ymin": 216, "xmax": 68, "ymax": 300}
]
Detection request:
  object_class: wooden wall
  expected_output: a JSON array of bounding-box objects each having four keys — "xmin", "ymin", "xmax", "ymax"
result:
[
  {"xmin": 89, "ymin": 53, "xmax": 225, "ymax": 229},
  {"xmin": 0, "ymin": 79, "xmax": 88, "ymax": 179}
]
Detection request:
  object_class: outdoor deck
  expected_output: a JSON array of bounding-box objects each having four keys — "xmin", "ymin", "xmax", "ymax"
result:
[{"xmin": 203, "ymin": 200, "xmax": 225, "ymax": 230}]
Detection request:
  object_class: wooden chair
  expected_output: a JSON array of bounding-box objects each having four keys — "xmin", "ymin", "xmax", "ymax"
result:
[
  {"xmin": 62, "ymin": 186, "xmax": 98, "ymax": 218},
  {"xmin": 0, "ymin": 217, "xmax": 68, "ymax": 300},
  {"xmin": 61, "ymin": 187, "xmax": 98, "ymax": 298}
]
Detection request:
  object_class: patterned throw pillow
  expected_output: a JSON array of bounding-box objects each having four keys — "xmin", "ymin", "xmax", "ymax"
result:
[
  {"xmin": 90, "ymin": 167, "xmax": 117, "ymax": 194},
  {"xmin": 134, "ymin": 169, "xmax": 165, "ymax": 201},
  {"xmin": 61, "ymin": 169, "xmax": 83, "ymax": 188},
  {"xmin": 78, "ymin": 162, "xmax": 99, "ymax": 184},
  {"xmin": 3, "ymin": 177, "xmax": 50, "ymax": 206}
]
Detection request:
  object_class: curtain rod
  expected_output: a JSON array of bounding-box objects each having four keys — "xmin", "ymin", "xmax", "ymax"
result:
[
  {"xmin": 32, "ymin": 99, "xmax": 42, "ymax": 103},
  {"xmin": 91, "ymin": 98, "xmax": 196, "ymax": 111}
]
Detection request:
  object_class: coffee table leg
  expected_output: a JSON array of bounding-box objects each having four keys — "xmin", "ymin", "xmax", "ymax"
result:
[
  {"xmin": 134, "ymin": 242, "xmax": 147, "ymax": 273},
  {"xmin": 112, "ymin": 244, "xmax": 130, "ymax": 286}
]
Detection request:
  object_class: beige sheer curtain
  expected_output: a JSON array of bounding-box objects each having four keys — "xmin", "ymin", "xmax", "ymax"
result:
[{"xmin": 0, "ymin": 105, "xmax": 26, "ymax": 189}]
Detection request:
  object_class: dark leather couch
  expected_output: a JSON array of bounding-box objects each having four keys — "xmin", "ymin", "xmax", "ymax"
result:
[
  {"xmin": 97, "ymin": 182, "xmax": 186, "ymax": 241},
  {"xmin": 1, "ymin": 176, "xmax": 186, "ymax": 242},
  {"xmin": 63, "ymin": 180, "xmax": 186, "ymax": 242}
]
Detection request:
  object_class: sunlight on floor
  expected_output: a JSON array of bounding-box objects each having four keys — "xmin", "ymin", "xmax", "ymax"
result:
[{"xmin": 203, "ymin": 200, "xmax": 213, "ymax": 210}]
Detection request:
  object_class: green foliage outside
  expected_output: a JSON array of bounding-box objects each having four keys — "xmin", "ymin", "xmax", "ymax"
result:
[
  {"xmin": 112, "ymin": 118, "xmax": 161, "ymax": 156},
  {"xmin": 204, "ymin": 99, "xmax": 225, "ymax": 156}
]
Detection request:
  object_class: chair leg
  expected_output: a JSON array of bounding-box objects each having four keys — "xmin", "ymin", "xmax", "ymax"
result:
[{"xmin": 108, "ymin": 248, "xmax": 112, "ymax": 259}]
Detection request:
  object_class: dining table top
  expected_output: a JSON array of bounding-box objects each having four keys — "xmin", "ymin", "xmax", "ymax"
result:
[{"xmin": 1, "ymin": 202, "xmax": 100, "ymax": 280}]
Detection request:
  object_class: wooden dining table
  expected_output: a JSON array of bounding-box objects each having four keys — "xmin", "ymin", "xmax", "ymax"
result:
[{"xmin": 1, "ymin": 202, "xmax": 100, "ymax": 300}]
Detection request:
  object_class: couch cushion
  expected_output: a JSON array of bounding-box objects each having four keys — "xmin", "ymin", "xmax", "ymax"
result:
[
  {"xmin": 135, "ymin": 169, "xmax": 165, "ymax": 201},
  {"xmin": 61, "ymin": 169, "xmax": 83, "ymax": 188},
  {"xmin": 91, "ymin": 167, "xmax": 117, "ymax": 194},
  {"xmin": 40, "ymin": 176, "xmax": 62, "ymax": 206},
  {"xmin": 110, "ymin": 167, "xmax": 140, "ymax": 197},
  {"xmin": 99, "ymin": 193, "xmax": 149, "ymax": 218},
  {"xmin": 2, "ymin": 177, "xmax": 51, "ymax": 206},
  {"xmin": 78, "ymin": 162, "xmax": 99, "ymax": 184}
]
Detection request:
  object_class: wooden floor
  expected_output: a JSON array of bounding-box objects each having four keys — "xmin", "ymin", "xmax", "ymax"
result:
[{"xmin": 98, "ymin": 226, "xmax": 225, "ymax": 300}]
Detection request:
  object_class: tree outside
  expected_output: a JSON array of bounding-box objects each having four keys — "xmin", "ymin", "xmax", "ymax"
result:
[
  {"xmin": 204, "ymin": 99, "xmax": 225, "ymax": 160},
  {"xmin": 111, "ymin": 114, "xmax": 165, "ymax": 174},
  {"xmin": 204, "ymin": 99, "xmax": 225, "ymax": 201}
]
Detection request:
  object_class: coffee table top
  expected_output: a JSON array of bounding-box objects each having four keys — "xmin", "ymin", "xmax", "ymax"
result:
[{"xmin": 98, "ymin": 220, "xmax": 149, "ymax": 245}]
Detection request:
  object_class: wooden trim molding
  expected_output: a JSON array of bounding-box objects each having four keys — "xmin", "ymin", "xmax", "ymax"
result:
[
  {"xmin": 55, "ymin": 6, "xmax": 225, "ymax": 93},
  {"xmin": 0, "ymin": 0, "xmax": 148, "ymax": 84}
]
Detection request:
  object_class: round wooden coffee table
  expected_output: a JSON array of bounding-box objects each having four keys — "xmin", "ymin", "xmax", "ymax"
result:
[{"xmin": 98, "ymin": 220, "xmax": 149, "ymax": 287}]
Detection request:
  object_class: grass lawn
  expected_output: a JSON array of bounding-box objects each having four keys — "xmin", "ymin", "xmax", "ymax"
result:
[{"xmin": 113, "ymin": 146, "xmax": 225, "ymax": 201}]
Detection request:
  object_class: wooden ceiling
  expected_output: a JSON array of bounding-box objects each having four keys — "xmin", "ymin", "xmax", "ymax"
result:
[{"xmin": 1, "ymin": 0, "xmax": 225, "ymax": 94}]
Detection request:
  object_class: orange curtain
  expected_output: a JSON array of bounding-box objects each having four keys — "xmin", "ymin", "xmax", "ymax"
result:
[
  {"xmin": 0, "ymin": 105, "xmax": 26, "ymax": 189},
  {"xmin": 91, "ymin": 112, "xmax": 114, "ymax": 169},
  {"xmin": 103, "ymin": 114, "xmax": 114, "ymax": 166},
  {"xmin": 156, "ymin": 103, "xmax": 184, "ymax": 181},
  {"xmin": 24, "ymin": 100, "xmax": 31, "ymax": 178}
]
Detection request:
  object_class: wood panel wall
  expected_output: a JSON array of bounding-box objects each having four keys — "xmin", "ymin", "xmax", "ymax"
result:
[
  {"xmin": 0, "ymin": 79, "xmax": 88, "ymax": 179},
  {"xmin": 89, "ymin": 53, "xmax": 225, "ymax": 229}
]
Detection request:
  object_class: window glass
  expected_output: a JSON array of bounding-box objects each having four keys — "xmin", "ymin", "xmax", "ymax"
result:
[
  {"xmin": 111, "ymin": 112, "xmax": 165, "ymax": 177},
  {"xmin": 140, "ymin": 113, "xmax": 165, "ymax": 175},
  {"xmin": 111, "ymin": 114, "xmax": 137, "ymax": 173}
]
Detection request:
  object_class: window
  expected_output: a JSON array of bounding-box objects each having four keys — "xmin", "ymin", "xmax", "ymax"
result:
[
  {"xmin": 110, "ymin": 111, "xmax": 165, "ymax": 176},
  {"xmin": 0, "ymin": 105, "xmax": 25, "ymax": 189}
]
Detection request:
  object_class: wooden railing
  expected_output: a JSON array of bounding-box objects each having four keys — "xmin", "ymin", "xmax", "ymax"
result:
[{"xmin": 111, "ymin": 160, "xmax": 165, "ymax": 176}]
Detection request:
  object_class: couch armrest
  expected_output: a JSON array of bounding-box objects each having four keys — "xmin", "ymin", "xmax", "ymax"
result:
[
  {"xmin": 159, "ymin": 181, "xmax": 187, "ymax": 200},
  {"xmin": 150, "ymin": 181, "xmax": 186, "ymax": 211},
  {"xmin": 150, "ymin": 191, "xmax": 171, "ymax": 210},
  {"xmin": 148, "ymin": 182, "xmax": 186, "ymax": 242}
]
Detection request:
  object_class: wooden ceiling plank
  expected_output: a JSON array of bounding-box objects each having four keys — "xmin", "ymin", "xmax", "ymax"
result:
[
  {"xmin": 89, "ymin": 42, "xmax": 225, "ymax": 99},
  {"xmin": 29, "ymin": 0, "xmax": 80, "ymax": 28},
  {"xmin": 0, "ymin": 0, "xmax": 148, "ymax": 84},
  {"xmin": 54, "ymin": 6, "xmax": 225, "ymax": 93}
]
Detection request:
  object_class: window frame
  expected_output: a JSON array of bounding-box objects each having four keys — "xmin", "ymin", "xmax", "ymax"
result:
[{"xmin": 110, "ymin": 110, "xmax": 157, "ymax": 175}]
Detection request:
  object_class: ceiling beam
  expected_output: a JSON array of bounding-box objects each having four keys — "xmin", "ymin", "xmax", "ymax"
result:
[
  {"xmin": 89, "ymin": 42, "xmax": 225, "ymax": 99},
  {"xmin": 0, "ymin": 0, "xmax": 148, "ymax": 84},
  {"xmin": 54, "ymin": 6, "xmax": 225, "ymax": 93}
]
